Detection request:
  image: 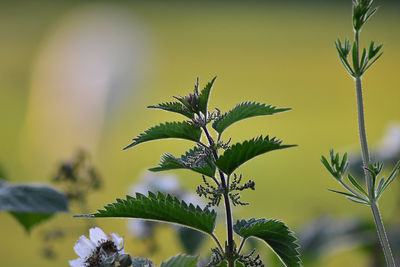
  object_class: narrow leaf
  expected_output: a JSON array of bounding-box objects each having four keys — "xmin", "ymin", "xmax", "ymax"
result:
[
  {"xmin": 77, "ymin": 192, "xmax": 217, "ymax": 235},
  {"xmin": 149, "ymin": 146, "xmax": 216, "ymax": 177},
  {"xmin": 216, "ymin": 136, "xmax": 295, "ymax": 175},
  {"xmin": 346, "ymin": 196, "xmax": 369, "ymax": 205},
  {"xmin": 375, "ymin": 177, "xmax": 385, "ymax": 199},
  {"xmin": 327, "ymin": 189, "xmax": 368, "ymax": 202},
  {"xmin": 379, "ymin": 160, "xmax": 400, "ymax": 196},
  {"xmin": 124, "ymin": 122, "xmax": 202, "ymax": 150},
  {"xmin": 347, "ymin": 174, "xmax": 368, "ymax": 197},
  {"xmin": 212, "ymin": 102, "xmax": 290, "ymax": 135},
  {"xmin": 198, "ymin": 77, "xmax": 216, "ymax": 115},
  {"xmin": 160, "ymin": 254, "xmax": 198, "ymax": 267},
  {"xmin": 234, "ymin": 218, "xmax": 301, "ymax": 267},
  {"xmin": 148, "ymin": 102, "xmax": 194, "ymax": 119}
]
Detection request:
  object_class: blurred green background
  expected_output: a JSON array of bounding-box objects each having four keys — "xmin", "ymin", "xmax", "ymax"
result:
[{"xmin": 1, "ymin": 0, "xmax": 399, "ymax": 266}]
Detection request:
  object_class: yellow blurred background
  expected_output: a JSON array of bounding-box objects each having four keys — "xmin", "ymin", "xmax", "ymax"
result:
[{"xmin": 0, "ymin": 0, "xmax": 399, "ymax": 266}]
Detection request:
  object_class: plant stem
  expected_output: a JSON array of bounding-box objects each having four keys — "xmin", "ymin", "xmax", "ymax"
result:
[
  {"xmin": 370, "ymin": 202, "xmax": 395, "ymax": 266},
  {"xmin": 354, "ymin": 77, "xmax": 396, "ymax": 266},
  {"xmin": 202, "ymin": 126, "xmax": 235, "ymax": 266}
]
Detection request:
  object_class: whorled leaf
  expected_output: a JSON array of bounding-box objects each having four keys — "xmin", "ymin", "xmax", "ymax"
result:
[
  {"xmin": 77, "ymin": 191, "xmax": 217, "ymax": 235},
  {"xmin": 216, "ymin": 136, "xmax": 295, "ymax": 175},
  {"xmin": 212, "ymin": 102, "xmax": 290, "ymax": 135},
  {"xmin": 149, "ymin": 146, "xmax": 216, "ymax": 177},
  {"xmin": 198, "ymin": 76, "xmax": 217, "ymax": 115},
  {"xmin": 148, "ymin": 101, "xmax": 194, "ymax": 119},
  {"xmin": 234, "ymin": 218, "xmax": 301, "ymax": 267},
  {"xmin": 124, "ymin": 121, "xmax": 202, "ymax": 150},
  {"xmin": 160, "ymin": 254, "xmax": 199, "ymax": 267}
]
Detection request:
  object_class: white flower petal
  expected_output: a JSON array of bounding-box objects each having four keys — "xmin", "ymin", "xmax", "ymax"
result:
[
  {"xmin": 74, "ymin": 235, "xmax": 96, "ymax": 259},
  {"xmin": 89, "ymin": 227, "xmax": 108, "ymax": 245},
  {"xmin": 69, "ymin": 257, "xmax": 86, "ymax": 267},
  {"xmin": 110, "ymin": 233, "xmax": 124, "ymax": 250}
]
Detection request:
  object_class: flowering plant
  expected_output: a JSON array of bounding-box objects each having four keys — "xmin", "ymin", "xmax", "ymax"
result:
[{"xmin": 77, "ymin": 77, "xmax": 301, "ymax": 266}]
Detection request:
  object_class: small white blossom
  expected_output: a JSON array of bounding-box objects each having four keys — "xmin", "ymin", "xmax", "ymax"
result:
[{"xmin": 69, "ymin": 227, "xmax": 125, "ymax": 267}]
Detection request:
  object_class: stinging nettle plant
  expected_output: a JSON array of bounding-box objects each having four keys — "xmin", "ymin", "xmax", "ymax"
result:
[
  {"xmin": 77, "ymin": 77, "xmax": 301, "ymax": 266},
  {"xmin": 322, "ymin": 1, "xmax": 400, "ymax": 266}
]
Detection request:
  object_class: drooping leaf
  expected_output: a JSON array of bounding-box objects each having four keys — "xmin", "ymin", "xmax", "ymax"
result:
[
  {"xmin": 124, "ymin": 122, "xmax": 202, "ymax": 150},
  {"xmin": 160, "ymin": 254, "xmax": 199, "ymax": 267},
  {"xmin": 10, "ymin": 212, "xmax": 54, "ymax": 233},
  {"xmin": 0, "ymin": 181, "xmax": 68, "ymax": 213},
  {"xmin": 216, "ymin": 136, "xmax": 295, "ymax": 175},
  {"xmin": 149, "ymin": 146, "xmax": 216, "ymax": 177},
  {"xmin": 131, "ymin": 257, "xmax": 155, "ymax": 267},
  {"xmin": 234, "ymin": 218, "xmax": 301, "ymax": 267},
  {"xmin": 148, "ymin": 102, "xmax": 194, "ymax": 119},
  {"xmin": 198, "ymin": 77, "xmax": 216, "ymax": 115},
  {"xmin": 212, "ymin": 102, "xmax": 290, "ymax": 135},
  {"xmin": 77, "ymin": 192, "xmax": 217, "ymax": 235}
]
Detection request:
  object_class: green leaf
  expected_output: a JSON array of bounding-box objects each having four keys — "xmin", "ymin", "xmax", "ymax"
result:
[
  {"xmin": 9, "ymin": 212, "xmax": 54, "ymax": 233},
  {"xmin": 198, "ymin": 77, "xmax": 216, "ymax": 115},
  {"xmin": 124, "ymin": 122, "xmax": 202, "ymax": 150},
  {"xmin": 77, "ymin": 192, "xmax": 217, "ymax": 235},
  {"xmin": 0, "ymin": 181, "xmax": 68, "ymax": 213},
  {"xmin": 347, "ymin": 174, "xmax": 368, "ymax": 197},
  {"xmin": 149, "ymin": 146, "xmax": 216, "ymax": 177},
  {"xmin": 216, "ymin": 136, "xmax": 295, "ymax": 175},
  {"xmin": 327, "ymin": 189, "xmax": 368, "ymax": 203},
  {"xmin": 177, "ymin": 227, "xmax": 206, "ymax": 254},
  {"xmin": 131, "ymin": 257, "xmax": 155, "ymax": 267},
  {"xmin": 212, "ymin": 102, "xmax": 290, "ymax": 135},
  {"xmin": 148, "ymin": 102, "xmax": 194, "ymax": 119},
  {"xmin": 234, "ymin": 218, "xmax": 301, "ymax": 267},
  {"xmin": 160, "ymin": 254, "xmax": 198, "ymax": 267}
]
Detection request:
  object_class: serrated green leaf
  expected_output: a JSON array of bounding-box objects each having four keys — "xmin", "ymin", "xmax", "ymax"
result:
[
  {"xmin": 149, "ymin": 146, "xmax": 216, "ymax": 177},
  {"xmin": 212, "ymin": 102, "xmax": 290, "ymax": 135},
  {"xmin": 216, "ymin": 136, "xmax": 295, "ymax": 175},
  {"xmin": 160, "ymin": 254, "xmax": 198, "ymax": 267},
  {"xmin": 234, "ymin": 218, "xmax": 301, "ymax": 267},
  {"xmin": 78, "ymin": 192, "xmax": 217, "ymax": 235},
  {"xmin": 198, "ymin": 77, "xmax": 216, "ymax": 115},
  {"xmin": 124, "ymin": 122, "xmax": 202, "ymax": 150},
  {"xmin": 148, "ymin": 102, "xmax": 194, "ymax": 119}
]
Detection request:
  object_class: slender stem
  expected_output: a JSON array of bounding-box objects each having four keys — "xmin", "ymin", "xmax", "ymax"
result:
[
  {"xmin": 202, "ymin": 126, "xmax": 235, "ymax": 266},
  {"xmin": 371, "ymin": 203, "xmax": 396, "ymax": 267},
  {"xmin": 211, "ymin": 233, "xmax": 224, "ymax": 253},
  {"xmin": 355, "ymin": 77, "xmax": 372, "ymax": 196},
  {"xmin": 237, "ymin": 238, "xmax": 247, "ymax": 254},
  {"xmin": 355, "ymin": 75, "xmax": 396, "ymax": 266}
]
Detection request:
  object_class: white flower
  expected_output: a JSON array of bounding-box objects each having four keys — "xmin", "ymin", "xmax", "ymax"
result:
[{"xmin": 69, "ymin": 227, "xmax": 125, "ymax": 267}]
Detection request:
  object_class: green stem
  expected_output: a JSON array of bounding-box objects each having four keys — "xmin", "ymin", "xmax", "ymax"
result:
[
  {"xmin": 370, "ymin": 203, "xmax": 396, "ymax": 267},
  {"xmin": 355, "ymin": 77, "xmax": 396, "ymax": 266},
  {"xmin": 202, "ymin": 126, "xmax": 235, "ymax": 266}
]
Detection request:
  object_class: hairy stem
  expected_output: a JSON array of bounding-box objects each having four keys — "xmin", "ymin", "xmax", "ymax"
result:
[
  {"xmin": 202, "ymin": 126, "xmax": 235, "ymax": 266},
  {"xmin": 355, "ymin": 76, "xmax": 396, "ymax": 266},
  {"xmin": 370, "ymin": 203, "xmax": 395, "ymax": 266}
]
